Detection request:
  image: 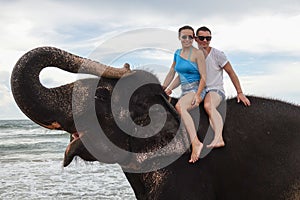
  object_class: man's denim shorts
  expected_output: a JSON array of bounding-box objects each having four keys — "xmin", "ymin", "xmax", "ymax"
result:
[
  {"xmin": 181, "ymin": 81, "xmax": 207, "ymax": 99},
  {"xmin": 206, "ymin": 89, "xmax": 226, "ymax": 101}
]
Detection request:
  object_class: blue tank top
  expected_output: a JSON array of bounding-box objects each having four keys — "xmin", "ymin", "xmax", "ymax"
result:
[{"xmin": 174, "ymin": 48, "xmax": 200, "ymax": 84}]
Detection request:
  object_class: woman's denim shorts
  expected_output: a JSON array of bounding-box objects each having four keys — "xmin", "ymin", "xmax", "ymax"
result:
[{"xmin": 181, "ymin": 81, "xmax": 207, "ymax": 99}]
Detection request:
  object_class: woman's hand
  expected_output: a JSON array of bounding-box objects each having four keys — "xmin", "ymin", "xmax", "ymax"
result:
[
  {"xmin": 191, "ymin": 94, "xmax": 201, "ymax": 107},
  {"xmin": 165, "ymin": 88, "xmax": 172, "ymax": 96}
]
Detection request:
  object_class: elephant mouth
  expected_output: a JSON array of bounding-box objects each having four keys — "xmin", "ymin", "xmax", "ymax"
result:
[{"xmin": 63, "ymin": 132, "xmax": 97, "ymax": 167}]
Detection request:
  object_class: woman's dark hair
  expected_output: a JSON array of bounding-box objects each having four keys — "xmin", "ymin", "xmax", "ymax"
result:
[
  {"xmin": 178, "ymin": 25, "xmax": 195, "ymax": 36},
  {"xmin": 196, "ymin": 26, "xmax": 212, "ymax": 35}
]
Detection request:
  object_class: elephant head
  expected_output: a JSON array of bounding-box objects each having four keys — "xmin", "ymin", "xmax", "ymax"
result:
[{"xmin": 11, "ymin": 47, "xmax": 189, "ymax": 172}]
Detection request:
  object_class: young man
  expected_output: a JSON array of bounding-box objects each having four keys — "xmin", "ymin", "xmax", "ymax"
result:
[{"xmin": 195, "ymin": 26, "xmax": 251, "ymax": 148}]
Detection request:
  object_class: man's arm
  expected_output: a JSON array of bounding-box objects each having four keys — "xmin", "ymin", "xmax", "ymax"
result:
[
  {"xmin": 223, "ymin": 62, "xmax": 251, "ymax": 106},
  {"xmin": 195, "ymin": 50, "xmax": 206, "ymax": 96}
]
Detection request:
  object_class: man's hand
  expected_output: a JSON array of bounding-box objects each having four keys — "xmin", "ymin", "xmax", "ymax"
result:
[{"xmin": 237, "ymin": 93, "xmax": 251, "ymax": 106}]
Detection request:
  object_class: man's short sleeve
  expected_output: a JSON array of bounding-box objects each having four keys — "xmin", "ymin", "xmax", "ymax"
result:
[{"xmin": 215, "ymin": 49, "xmax": 228, "ymax": 68}]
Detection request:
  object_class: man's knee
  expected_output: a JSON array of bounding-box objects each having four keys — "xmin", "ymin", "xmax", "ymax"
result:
[{"xmin": 204, "ymin": 100, "xmax": 212, "ymax": 113}]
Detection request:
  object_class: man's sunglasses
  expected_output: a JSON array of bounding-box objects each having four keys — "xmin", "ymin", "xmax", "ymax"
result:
[
  {"xmin": 197, "ymin": 36, "xmax": 212, "ymax": 41},
  {"xmin": 180, "ymin": 35, "xmax": 194, "ymax": 40}
]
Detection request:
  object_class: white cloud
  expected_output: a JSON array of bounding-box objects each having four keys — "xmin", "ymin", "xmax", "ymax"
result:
[
  {"xmin": 0, "ymin": 84, "xmax": 10, "ymax": 107},
  {"xmin": 0, "ymin": 71, "xmax": 26, "ymax": 119},
  {"xmin": 212, "ymin": 14, "xmax": 300, "ymax": 54},
  {"xmin": 0, "ymin": 72, "xmax": 11, "ymax": 109},
  {"xmin": 224, "ymin": 61, "xmax": 300, "ymax": 104},
  {"xmin": 1, "ymin": 0, "xmax": 300, "ymax": 119}
]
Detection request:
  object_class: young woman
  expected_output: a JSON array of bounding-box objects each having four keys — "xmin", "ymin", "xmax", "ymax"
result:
[{"xmin": 163, "ymin": 25, "xmax": 206, "ymax": 163}]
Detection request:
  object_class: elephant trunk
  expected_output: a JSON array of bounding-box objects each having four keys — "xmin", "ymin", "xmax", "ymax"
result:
[{"xmin": 11, "ymin": 46, "xmax": 131, "ymax": 132}]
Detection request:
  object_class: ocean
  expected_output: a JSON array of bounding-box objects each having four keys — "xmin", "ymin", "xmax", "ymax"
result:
[{"xmin": 0, "ymin": 120, "xmax": 136, "ymax": 199}]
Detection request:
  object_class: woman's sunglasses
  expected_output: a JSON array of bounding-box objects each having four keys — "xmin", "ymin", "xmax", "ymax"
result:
[
  {"xmin": 180, "ymin": 35, "xmax": 194, "ymax": 40},
  {"xmin": 197, "ymin": 36, "xmax": 212, "ymax": 41}
]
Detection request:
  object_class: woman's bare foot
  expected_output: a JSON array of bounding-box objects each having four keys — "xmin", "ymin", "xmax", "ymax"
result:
[
  {"xmin": 189, "ymin": 140, "xmax": 203, "ymax": 163},
  {"xmin": 207, "ymin": 136, "xmax": 225, "ymax": 148}
]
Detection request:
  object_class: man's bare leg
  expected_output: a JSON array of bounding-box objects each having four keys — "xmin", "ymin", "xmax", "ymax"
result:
[{"xmin": 204, "ymin": 92, "xmax": 225, "ymax": 148}]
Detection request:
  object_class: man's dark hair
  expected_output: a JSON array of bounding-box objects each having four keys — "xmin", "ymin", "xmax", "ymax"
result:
[
  {"xmin": 178, "ymin": 25, "xmax": 194, "ymax": 36},
  {"xmin": 196, "ymin": 26, "xmax": 212, "ymax": 35}
]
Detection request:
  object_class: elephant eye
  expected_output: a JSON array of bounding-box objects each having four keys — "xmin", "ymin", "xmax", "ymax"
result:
[{"xmin": 95, "ymin": 88, "xmax": 110, "ymax": 102}]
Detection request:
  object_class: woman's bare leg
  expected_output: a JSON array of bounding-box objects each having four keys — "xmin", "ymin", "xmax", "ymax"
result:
[{"xmin": 176, "ymin": 92, "xmax": 203, "ymax": 163}]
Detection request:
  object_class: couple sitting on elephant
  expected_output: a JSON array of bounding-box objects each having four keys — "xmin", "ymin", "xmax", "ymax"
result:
[{"xmin": 162, "ymin": 25, "xmax": 251, "ymax": 163}]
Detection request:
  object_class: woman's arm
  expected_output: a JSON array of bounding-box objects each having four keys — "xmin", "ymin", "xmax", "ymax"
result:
[
  {"xmin": 165, "ymin": 75, "xmax": 180, "ymax": 95},
  {"xmin": 162, "ymin": 61, "xmax": 176, "ymax": 89},
  {"xmin": 168, "ymin": 75, "xmax": 180, "ymax": 90},
  {"xmin": 195, "ymin": 50, "xmax": 206, "ymax": 96}
]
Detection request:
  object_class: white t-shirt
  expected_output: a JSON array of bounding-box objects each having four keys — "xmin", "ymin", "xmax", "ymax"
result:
[{"xmin": 205, "ymin": 47, "xmax": 228, "ymax": 94}]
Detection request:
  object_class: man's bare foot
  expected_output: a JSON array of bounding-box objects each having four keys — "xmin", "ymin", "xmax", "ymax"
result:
[
  {"xmin": 207, "ymin": 137, "xmax": 225, "ymax": 148},
  {"xmin": 189, "ymin": 141, "xmax": 203, "ymax": 163}
]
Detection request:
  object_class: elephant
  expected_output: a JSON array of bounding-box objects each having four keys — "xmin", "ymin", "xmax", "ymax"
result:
[{"xmin": 11, "ymin": 47, "xmax": 300, "ymax": 200}]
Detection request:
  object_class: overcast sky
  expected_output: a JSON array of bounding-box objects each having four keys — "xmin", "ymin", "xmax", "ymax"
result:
[{"xmin": 1, "ymin": 0, "xmax": 300, "ymax": 119}]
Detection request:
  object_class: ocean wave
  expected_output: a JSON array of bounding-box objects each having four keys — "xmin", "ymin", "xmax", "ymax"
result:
[
  {"xmin": 0, "ymin": 120, "xmax": 40, "ymax": 130},
  {"xmin": 0, "ymin": 120, "xmax": 136, "ymax": 199}
]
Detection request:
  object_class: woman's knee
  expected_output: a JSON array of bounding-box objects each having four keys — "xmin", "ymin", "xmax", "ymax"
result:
[
  {"xmin": 175, "ymin": 103, "xmax": 181, "ymax": 114},
  {"xmin": 175, "ymin": 102, "xmax": 188, "ymax": 115}
]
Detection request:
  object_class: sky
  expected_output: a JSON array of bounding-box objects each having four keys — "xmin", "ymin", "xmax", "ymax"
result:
[{"xmin": 1, "ymin": 0, "xmax": 300, "ymax": 119}]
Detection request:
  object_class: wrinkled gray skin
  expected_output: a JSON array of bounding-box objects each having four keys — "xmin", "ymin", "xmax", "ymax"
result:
[{"xmin": 11, "ymin": 47, "xmax": 300, "ymax": 200}]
